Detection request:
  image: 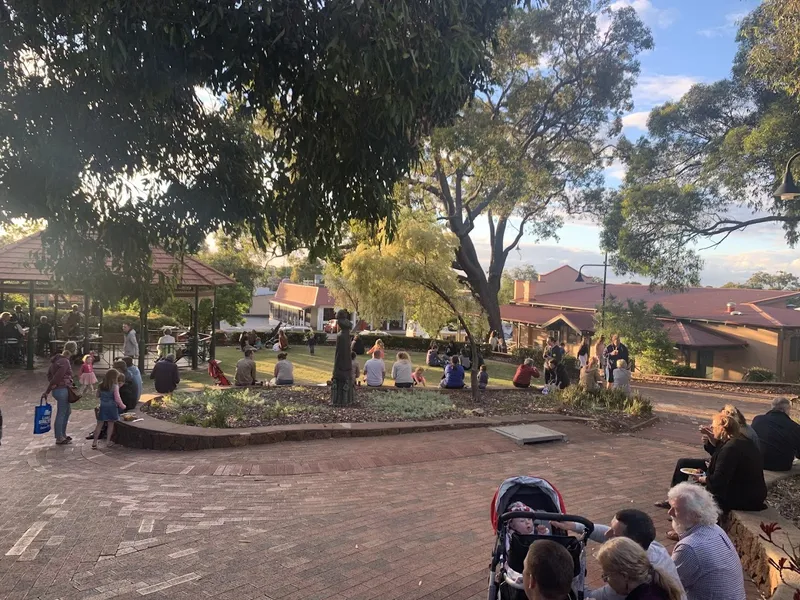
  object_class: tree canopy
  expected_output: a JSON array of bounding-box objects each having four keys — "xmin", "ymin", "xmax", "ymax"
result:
[
  {"xmin": 406, "ymin": 0, "xmax": 651, "ymax": 333},
  {"xmin": 722, "ymin": 270, "xmax": 800, "ymax": 291},
  {"xmin": 499, "ymin": 264, "xmax": 538, "ymax": 304},
  {"xmin": 0, "ymin": 0, "xmax": 514, "ymax": 299},
  {"xmin": 602, "ymin": 0, "xmax": 800, "ymax": 287}
]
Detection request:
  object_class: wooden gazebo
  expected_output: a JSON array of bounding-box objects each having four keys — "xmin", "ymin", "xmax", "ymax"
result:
[{"xmin": 0, "ymin": 233, "xmax": 236, "ymax": 371}]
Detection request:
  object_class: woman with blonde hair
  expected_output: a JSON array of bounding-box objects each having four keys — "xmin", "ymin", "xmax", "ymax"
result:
[
  {"xmin": 579, "ymin": 356, "xmax": 603, "ymax": 391},
  {"xmin": 391, "ymin": 351, "xmax": 414, "ymax": 388},
  {"xmin": 719, "ymin": 403, "xmax": 760, "ymax": 449},
  {"xmin": 597, "ymin": 536, "xmax": 683, "ymax": 600},
  {"xmin": 366, "ymin": 338, "xmax": 385, "ymax": 356}
]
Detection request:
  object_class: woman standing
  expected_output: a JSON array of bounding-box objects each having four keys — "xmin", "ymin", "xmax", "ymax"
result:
[
  {"xmin": 122, "ymin": 323, "xmax": 139, "ymax": 358},
  {"xmin": 45, "ymin": 341, "xmax": 78, "ymax": 445},
  {"xmin": 596, "ymin": 537, "xmax": 682, "ymax": 600}
]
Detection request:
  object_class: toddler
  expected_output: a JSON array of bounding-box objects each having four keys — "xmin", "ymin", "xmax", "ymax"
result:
[
  {"xmin": 478, "ymin": 364, "xmax": 488, "ymax": 390},
  {"xmin": 79, "ymin": 354, "xmax": 98, "ymax": 395},
  {"xmin": 504, "ymin": 501, "xmax": 551, "ymax": 585},
  {"xmin": 412, "ymin": 367, "xmax": 426, "ymax": 387}
]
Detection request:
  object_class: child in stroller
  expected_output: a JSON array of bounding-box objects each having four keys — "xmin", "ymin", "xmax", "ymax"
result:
[{"xmin": 488, "ymin": 476, "xmax": 594, "ymax": 600}]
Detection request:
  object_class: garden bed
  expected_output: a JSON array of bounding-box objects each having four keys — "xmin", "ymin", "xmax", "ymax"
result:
[
  {"xmin": 767, "ymin": 475, "xmax": 800, "ymax": 529},
  {"xmin": 141, "ymin": 386, "xmax": 653, "ymax": 433}
]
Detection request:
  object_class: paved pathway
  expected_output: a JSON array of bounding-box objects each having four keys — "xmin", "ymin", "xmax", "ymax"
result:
[{"xmin": 0, "ymin": 372, "xmax": 764, "ymax": 599}]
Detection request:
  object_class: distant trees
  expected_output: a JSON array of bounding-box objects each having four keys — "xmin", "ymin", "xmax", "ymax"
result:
[{"xmin": 722, "ymin": 271, "xmax": 800, "ymax": 291}]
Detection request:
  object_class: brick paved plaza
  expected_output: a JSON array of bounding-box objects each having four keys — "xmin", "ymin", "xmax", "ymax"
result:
[{"xmin": 0, "ymin": 372, "xmax": 768, "ymax": 599}]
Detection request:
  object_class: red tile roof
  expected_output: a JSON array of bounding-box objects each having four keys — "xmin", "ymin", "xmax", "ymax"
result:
[
  {"xmin": 271, "ymin": 282, "xmax": 335, "ymax": 309},
  {"xmin": 500, "ymin": 305, "xmax": 595, "ymax": 331},
  {"xmin": 662, "ymin": 321, "xmax": 749, "ymax": 348},
  {"xmin": 526, "ymin": 283, "xmax": 800, "ymax": 328},
  {"xmin": 0, "ymin": 233, "xmax": 235, "ymax": 288}
]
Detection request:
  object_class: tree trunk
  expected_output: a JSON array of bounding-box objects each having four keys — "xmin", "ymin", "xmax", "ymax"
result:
[{"xmin": 454, "ymin": 236, "xmax": 504, "ymax": 337}]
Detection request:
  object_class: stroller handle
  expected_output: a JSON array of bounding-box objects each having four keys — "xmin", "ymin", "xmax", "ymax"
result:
[{"xmin": 499, "ymin": 511, "xmax": 594, "ymax": 539}]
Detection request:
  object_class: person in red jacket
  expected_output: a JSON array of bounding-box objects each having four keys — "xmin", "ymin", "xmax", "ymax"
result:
[{"xmin": 512, "ymin": 358, "xmax": 540, "ymax": 388}]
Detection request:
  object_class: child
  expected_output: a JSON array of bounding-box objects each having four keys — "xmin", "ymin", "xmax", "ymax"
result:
[
  {"xmin": 306, "ymin": 329, "xmax": 316, "ymax": 355},
  {"xmin": 412, "ymin": 367, "xmax": 426, "ymax": 387},
  {"xmin": 366, "ymin": 338, "xmax": 385, "ymax": 356},
  {"xmin": 504, "ymin": 501, "xmax": 551, "ymax": 585},
  {"xmin": 79, "ymin": 354, "xmax": 98, "ymax": 396},
  {"xmin": 351, "ymin": 351, "xmax": 361, "ymax": 386},
  {"xmin": 92, "ymin": 369, "xmax": 126, "ymax": 449},
  {"xmin": 478, "ymin": 364, "xmax": 488, "ymax": 390}
]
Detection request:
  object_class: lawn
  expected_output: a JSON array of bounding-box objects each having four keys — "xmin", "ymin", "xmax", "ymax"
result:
[{"xmin": 173, "ymin": 345, "xmax": 521, "ymax": 391}]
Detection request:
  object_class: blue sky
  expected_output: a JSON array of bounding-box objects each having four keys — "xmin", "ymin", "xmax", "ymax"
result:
[{"xmin": 479, "ymin": 0, "xmax": 800, "ymax": 287}]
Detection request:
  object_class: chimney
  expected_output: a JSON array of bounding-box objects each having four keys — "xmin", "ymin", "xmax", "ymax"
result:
[
  {"xmin": 514, "ymin": 278, "xmax": 538, "ymax": 303},
  {"xmin": 726, "ymin": 302, "xmax": 736, "ymax": 314}
]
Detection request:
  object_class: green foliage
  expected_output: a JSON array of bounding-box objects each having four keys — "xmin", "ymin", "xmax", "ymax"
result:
[
  {"xmin": 177, "ymin": 413, "xmax": 197, "ymax": 426},
  {"xmin": 665, "ymin": 364, "xmax": 700, "ymax": 378},
  {"xmin": 288, "ymin": 256, "xmax": 326, "ymax": 284},
  {"xmin": 722, "ymin": 271, "xmax": 800, "ymax": 291},
  {"xmin": 555, "ymin": 387, "xmax": 653, "ymax": 416},
  {"xmin": 0, "ymin": 0, "xmax": 513, "ymax": 299},
  {"xmin": 499, "ymin": 265, "xmax": 538, "ymax": 305},
  {"xmin": 407, "ymin": 1, "xmax": 652, "ymax": 332},
  {"xmin": 595, "ymin": 298, "xmax": 675, "ymax": 374},
  {"xmin": 261, "ymin": 401, "xmax": 303, "ymax": 421},
  {"xmin": 745, "ymin": 0, "xmax": 800, "ymax": 99},
  {"xmin": 512, "ymin": 346, "xmax": 544, "ymax": 366},
  {"xmin": 743, "ymin": 367, "xmax": 776, "ymax": 382},
  {"xmin": 368, "ymin": 390, "xmax": 454, "ymax": 420}
]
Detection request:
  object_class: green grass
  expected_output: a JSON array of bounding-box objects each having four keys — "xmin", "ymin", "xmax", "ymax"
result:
[{"xmin": 162, "ymin": 346, "xmax": 521, "ymax": 392}]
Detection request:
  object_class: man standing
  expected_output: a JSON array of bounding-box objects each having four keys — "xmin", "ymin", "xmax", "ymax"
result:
[
  {"xmin": 13, "ymin": 304, "xmax": 28, "ymax": 328},
  {"xmin": 156, "ymin": 328, "xmax": 176, "ymax": 359},
  {"xmin": 235, "ymin": 349, "xmax": 257, "ymax": 386},
  {"xmin": 604, "ymin": 334, "xmax": 629, "ymax": 389},
  {"xmin": 751, "ymin": 397, "xmax": 800, "ymax": 471},
  {"xmin": 122, "ymin": 323, "xmax": 139, "ymax": 358},
  {"xmin": 64, "ymin": 304, "xmax": 83, "ymax": 337},
  {"xmin": 667, "ymin": 482, "xmax": 746, "ymax": 600}
]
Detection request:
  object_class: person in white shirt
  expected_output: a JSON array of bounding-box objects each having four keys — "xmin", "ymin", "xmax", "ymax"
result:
[
  {"xmin": 391, "ymin": 351, "xmax": 414, "ymax": 388},
  {"xmin": 560, "ymin": 508, "xmax": 686, "ymax": 600},
  {"xmin": 363, "ymin": 350, "xmax": 386, "ymax": 387},
  {"xmin": 157, "ymin": 328, "xmax": 176, "ymax": 358}
]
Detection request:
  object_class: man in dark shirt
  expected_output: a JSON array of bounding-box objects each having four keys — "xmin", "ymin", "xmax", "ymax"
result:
[
  {"xmin": 150, "ymin": 354, "xmax": 181, "ymax": 394},
  {"xmin": 751, "ymin": 397, "xmax": 800, "ymax": 471}
]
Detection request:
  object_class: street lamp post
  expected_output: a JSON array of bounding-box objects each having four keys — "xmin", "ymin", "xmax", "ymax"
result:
[
  {"xmin": 773, "ymin": 151, "xmax": 800, "ymax": 200},
  {"xmin": 575, "ymin": 252, "xmax": 609, "ymax": 329}
]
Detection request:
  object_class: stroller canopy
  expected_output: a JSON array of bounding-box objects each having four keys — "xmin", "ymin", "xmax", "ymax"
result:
[{"xmin": 490, "ymin": 476, "xmax": 566, "ymax": 532}]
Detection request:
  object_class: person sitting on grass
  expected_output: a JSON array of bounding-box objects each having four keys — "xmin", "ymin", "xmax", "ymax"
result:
[
  {"xmin": 426, "ymin": 343, "xmax": 442, "ymax": 367},
  {"xmin": 478, "ymin": 364, "xmax": 488, "ymax": 390},
  {"xmin": 522, "ymin": 539, "xmax": 575, "ymax": 600},
  {"xmin": 579, "ymin": 356, "xmax": 603, "ymax": 392},
  {"xmin": 512, "ymin": 358, "xmax": 540, "ymax": 389},
  {"xmin": 412, "ymin": 366, "xmax": 427, "ymax": 387},
  {"xmin": 612, "ymin": 359, "xmax": 632, "ymax": 396},
  {"xmin": 439, "ymin": 355, "xmax": 465, "ymax": 389},
  {"xmin": 235, "ymin": 349, "xmax": 257, "ymax": 386},
  {"xmin": 270, "ymin": 352, "xmax": 294, "ymax": 386},
  {"xmin": 151, "ymin": 354, "xmax": 181, "ymax": 394},
  {"xmin": 391, "ymin": 351, "xmax": 414, "ymax": 388},
  {"xmin": 546, "ymin": 359, "xmax": 570, "ymax": 390},
  {"xmin": 363, "ymin": 349, "xmax": 385, "ymax": 387},
  {"xmin": 459, "ymin": 345, "xmax": 472, "ymax": 370},
  {"xmin": 351, "ymin": 351, "xmax": 361, "ymax": 385}
]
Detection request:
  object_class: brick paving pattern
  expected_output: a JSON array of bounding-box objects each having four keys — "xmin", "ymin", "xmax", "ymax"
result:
[{"xmin": 0, "ymin": 372, "xmax": 765, "ymax": 599}]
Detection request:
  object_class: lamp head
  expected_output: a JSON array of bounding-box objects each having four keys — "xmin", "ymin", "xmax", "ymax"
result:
[
  {"xmin": 575, "ymin": 272, "xmax": 585, "ymax": 283},
  {"xmin": 774, "ymin": 169, "xmax": 800, "ymax": 201}
]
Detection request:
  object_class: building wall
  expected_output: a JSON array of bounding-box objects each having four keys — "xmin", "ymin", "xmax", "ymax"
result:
[
  {"xmin": 778, "ymin": 328, "xmax": 800, "ymax": 382},
  {"xmin": 688, "ymin": 324, "xmax": 779, "ymax": 381},
  {"xmin": 512, "ymin": 323, "xmax": 588, "ymax": 360},
  {"xmin": 249, "ymin": 295, "xmax": 272, "ymax": 316}
]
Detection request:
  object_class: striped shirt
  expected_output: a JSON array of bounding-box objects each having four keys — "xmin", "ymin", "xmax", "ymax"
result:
[{"xmin": 672, "ymin": 524, "xmax": 745, "ymax": 600}]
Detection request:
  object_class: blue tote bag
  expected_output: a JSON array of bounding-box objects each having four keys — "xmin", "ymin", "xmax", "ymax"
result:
[{"xmin": 34, "ymin": 395, "xmax": 52, "ymax": 434}]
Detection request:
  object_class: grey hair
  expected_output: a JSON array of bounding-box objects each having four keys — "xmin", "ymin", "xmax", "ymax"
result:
[
  {"xmin": 62, "ymin": 341, "xmax": 78, "ymax": 356},
  {"xmin": 772, "ymin": 397, "xmax": 791, "ymax": 413},
  {"xmin": 165, "ymin": 354, "xmax": 175, "ymax": 363},
  {"xmin": 523, "ymin": 358, "xmax": 534, "ymax": 367},
  {"xmin": 667, "ymin": 482, "xmax": 720, "ymax": 526}
]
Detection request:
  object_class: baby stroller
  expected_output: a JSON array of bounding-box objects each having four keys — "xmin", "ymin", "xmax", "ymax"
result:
[
  {"xmin": 487, "ymin": 476, "xmax": 594, "ymax": 600},
  {"xmin": 208, "ymin": 359, "xmax": 231, "ymax": 386}
]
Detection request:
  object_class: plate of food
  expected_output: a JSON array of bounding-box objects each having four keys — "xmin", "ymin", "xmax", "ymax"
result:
[{"xmin": 680, "ymin": 467, "xmax": 704, "ymax": 476}]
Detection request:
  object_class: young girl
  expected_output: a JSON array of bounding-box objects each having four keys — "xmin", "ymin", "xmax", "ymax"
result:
[
  {"xmin": 478, "ymin": 364, "xmax": 489, "ymax": 390},
  {"xmin": 92, "ymin": 369, "xmax": 126, "ymax": 449},
  {"xmin": 366, "ymin": 338, "xmax": 385, "ymax": 356},
  {"xmin": 412, "ymin": 367, "xmax": 426, "ymax": 387},
  {"xmin": 79, "ymin": 354, "xmax": 98, "ymax": 395}
]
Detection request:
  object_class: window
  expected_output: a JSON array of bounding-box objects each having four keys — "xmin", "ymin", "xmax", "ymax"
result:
[
  {"xmin": 322, "ymin": 308, "xmax": 336, "ymax": 322},
  {"xmin": 790, "ymin": 336, "xmax": 800, "ymax": 362}
]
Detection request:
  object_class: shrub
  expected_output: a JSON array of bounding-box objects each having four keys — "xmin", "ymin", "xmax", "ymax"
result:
[
  {"xmin": 512, "ymin": 345, "xmax": 543, "ymax": 367},
  {"xmin": 743, "ymin": 367, "xmax": 776, "ymax": 382},
  {"xmin": 554, "ymin": 387, "xmax": 652, "ymax": 417},
  {"xmin": 177, "ymin": 413, "xmax": 198, "ymax": 426},
  {"xmin": 357, "ymin": 334, "xmax": 491, "ymax": 355},
  {"xmin": 261, "ymin": 401, "xmax": 303, "ymax": 421},
  {"xmin": 665, "ymin": 364, "xmax": 698, "ymax": 378},
  {"xmin": 368, "ymin": 390, "xmax": 454, "ymax": 420}
]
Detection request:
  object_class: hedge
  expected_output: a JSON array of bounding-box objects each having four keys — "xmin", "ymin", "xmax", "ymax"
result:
[
  {"xmin": 353, "ymin": 334, "xmax": 493, "ymax": 356},
  {"xmin": 29, "ymin": 308, "xmax": 181, "ymax": 341}
]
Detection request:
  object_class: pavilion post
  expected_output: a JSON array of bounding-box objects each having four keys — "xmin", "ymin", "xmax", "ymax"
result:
[
  {"xmin": 53, "ymin": 294, "xmax": 59, "ymax": 339},
  {"xmin": 83, "ymin": 294, "xmax": 90, "ymax": 356},
  {"xmin": 98, "ymin": 304, "xmax": 104, "ymax": 356},
  {"xmin": 192, "ymin": 287, "xmax": 199, "ymax": 370},
  {"xmin": 26, "ymin": 281, "xmax": 35, "ymax": 370},
  {"xmin": 138, "ymin": 298, "xmax": 148, "ymax": 373},
  {"xmin": 0, "ymin": 284, "xmax": 4, "ymax": 312},
  {"xmin": 209, "ymin": 287, "xmax": 217, "ymax": 361}
]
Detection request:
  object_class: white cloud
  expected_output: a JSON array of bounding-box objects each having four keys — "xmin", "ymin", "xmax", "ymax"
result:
[
  {"xmin": 633, "ymin": 74, "xmax": 702, "ymax": 105},
  {"xmin": 604, "ymin": 160, "xmax": 627, "ymax": 184},
  {"xmin": 609, "ymin": 0, "xmax": 677, "ymax": 28},
  {"xmin": 621, "ymin": 111, "xmax": 650, "ymax": 131},
  {"xmin": 697, "ymin": 11, "xmax": 748, "ymax": 38}
]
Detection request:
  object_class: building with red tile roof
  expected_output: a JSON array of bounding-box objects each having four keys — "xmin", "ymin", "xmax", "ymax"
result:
[
  {"xmin": 269, "ymin": 282, "xmax": 338, "ymax": 330},
  {"xmin": 501, "ymin": 265, "xmax": 800, "ymax": 381}
]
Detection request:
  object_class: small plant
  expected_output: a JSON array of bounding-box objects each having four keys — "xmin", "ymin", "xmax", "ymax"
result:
[
  {"xmin": 744, "ymin": 367, "xmax": 776, "ymax": 382},
  {"xmin": 554, "ymin": 387, "xmax": 652, "ymax": 417},
  {"xmin": 759, "ymin": 521, "xmax": 800, "ymax": 598},
  {"xmin": 665, "ymin": 364, "xmax": 698, "ymax": 378},
  {"xmin": 261, "ymin": 401, "xmax": 301, "ymax": 421},
  {"xmin": 177, "ymin": 413, "xmax": 197, "ymax": 426},
  {"xmin": 369, "ymin": 390, "xmax": 454, "ymax": 420}
]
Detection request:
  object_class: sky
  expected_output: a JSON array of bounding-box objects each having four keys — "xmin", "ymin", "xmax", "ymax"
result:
[{"xmin": 476, "ymin": 0, "xmax": 798, "ymax": 287}]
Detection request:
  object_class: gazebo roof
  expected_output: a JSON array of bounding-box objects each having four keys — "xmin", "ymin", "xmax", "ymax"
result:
[{"xmin": 0, "ymin": 232, "xmax": 236, "ymax": 294}]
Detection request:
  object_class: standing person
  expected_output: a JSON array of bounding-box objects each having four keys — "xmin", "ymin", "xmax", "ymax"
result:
[
  {"xmin": 577, "ymin": 337, "xmax": 590, "ymax": 368},
  {"xmin": 604, "ymin": 334, "xmax": 629, "ymax": 389},
  {"xmin": 157, "ymin": 328, "xmax": 176, "ymax": 358},
  {"xmin": 45, "ymin": 341, "xmax": 78, "ymax": 445},
  {"xmin": 122, "ymin": 356, "xmax": 143, "ymax": 405},
  {"xmin": 440, "ymin": 355, "xmax": 465, "ymax": 389},
  {"xmin": 239, "ymin": 330, "xmax": 248, "ymax": 352},
  {"xmin": 489, "ymin": 331, "xmax": 499, "ymax": 352},
  {"xmin": 122, "ymin": 323, "xmax": 139, "ymax": 358},
  {"xmin": 351, "ymin": 333, "xmax": 365, "ymax": 356},
  {"xmin": 596, "ymin": 537, "xmax": 683, "ymax": 600},
  {"xmin": 63, "ymin": 304, "xmax": 83, "ymax": 337},
  {"xmin": 478, "ymin": 364, "xmax": 489, "ymax": 390},
  {"xmin": 363, "ymin": 350, "xmax": 386, "ymax": 387},
  {"xmin": 13, "ymin": 304, "xmax": 29, "ymax": 328},
  {"xmin": 234, "ymin": 349, "xmax": 257, "ymax": 386},
  {"xmin": 150, "ymin": 354, "xmax": 180, "ymax": 394},
  {"xmin": 391, "ymin": 352, "xmax": 414, "ymax": 388},
  {"xmin": 306, "ymin": 328, "xmax": 317, "ymax": 355},
  {"xmin": 36, "ymin": 315, "xmax": 54, "ymax": 356},
  {"xmin": 271, "ymin": 352, "xmax": 294, "ymax": 386},
  {"xmin": 91, "ymin": 369, "xmax": 126, "ymax": 450},
  {"xmin": 78, "ymin": 354, "xmax": 98, "ymax": 396},
  {"xmin": 595, "ymin": 335, "xmax": 607, "ymax": 369},
  {"xmin": 513, "ymin": 358, "xmax": 540, "ymax": 389}
]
